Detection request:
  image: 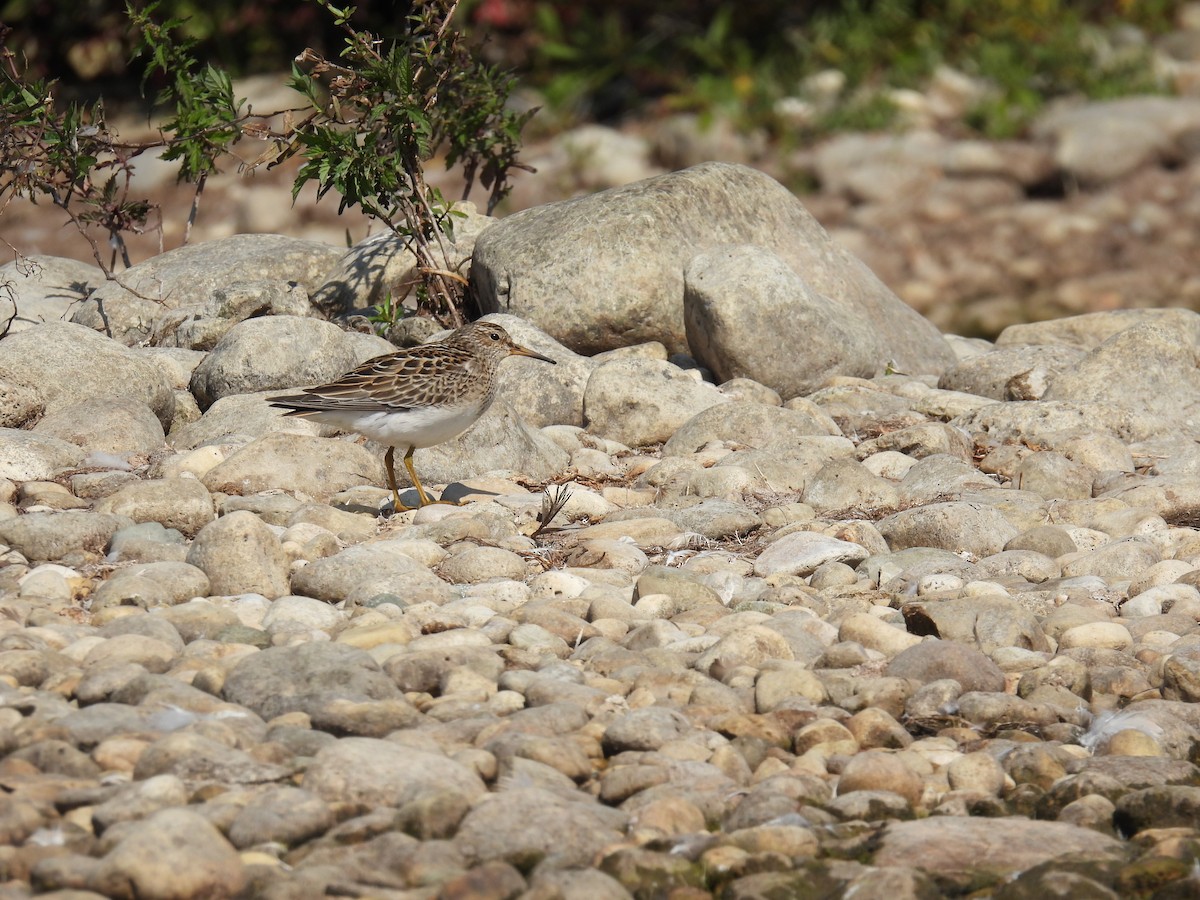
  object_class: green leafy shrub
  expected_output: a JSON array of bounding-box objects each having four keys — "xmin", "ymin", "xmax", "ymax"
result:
[{"xmin": 0, "ymin": 0, "xmax": 533, "ymax": 327}]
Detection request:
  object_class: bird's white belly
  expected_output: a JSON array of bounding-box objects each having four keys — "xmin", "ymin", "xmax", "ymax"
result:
[{"xmin": 317, "ymin": 402, "xmax": 488, "ymax": 449}]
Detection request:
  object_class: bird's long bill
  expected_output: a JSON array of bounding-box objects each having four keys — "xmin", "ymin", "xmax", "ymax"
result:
[{"xmin": 511, "ymin": 344, "xmax": 557, "ymax": 365}]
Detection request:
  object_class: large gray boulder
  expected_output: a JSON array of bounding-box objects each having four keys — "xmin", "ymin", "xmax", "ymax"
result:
[
  {"xmin": 1042, "ymin": 321, "xmax": 1200, "ymax": 436},
  {"xmin": 71, "ymin": 234, "xmax": 344, "ymax": 345},
  {"xmin": 0, "ymin": 255, "xmax": 105, "ymax": 333},
  {"xmin": 0, "ymin": 322, "xmax": 175, "ymax": 429},
  {"xmin": 473, "ymin": 162, "xmax": 956, "ymax": 374},
  {"xmin": 683, "ymin": 244, "xmax": 951, "ymax": 396},
  {"xmin": 188, "ymin": 315, "xmax": 360, "ymax": 410}
]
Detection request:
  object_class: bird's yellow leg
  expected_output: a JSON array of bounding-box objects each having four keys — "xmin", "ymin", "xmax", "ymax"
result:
[
  {"xmin": 402, "ymin": 446, "xmax": 436, "ymax": 508},
  {"xmin": 383, "ymin": 446, "xmax": 415, "ymax": 513}
]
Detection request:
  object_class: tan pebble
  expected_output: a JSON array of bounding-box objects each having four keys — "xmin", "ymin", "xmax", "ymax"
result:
[
  {"xmin": 336, "ymin": 621, "xmax": 416, "ymax": 649},
  {"xmin": 63, "ymin": 806, "xmax": 96, "ymax": 834},
  {"xmin": 1104, "ymin": 728, "xmax": 1163, "ymax": 757},
  {"xmin": 159, "ymin": 446, "xmax": 227, "ymax": 478},
  {"xmin": 18, "ymin": 568, "xmax": 73, "ymax": 602},
  {"xmin": 240, "ymin": 850, "xmax": 285, "ymax": 867},
  {"xmin": 838, "ymin": 612, "xmax": 921, "ymax": 656},
  {"xmin": 92, "ymin": 736, "xmax": 149, "ymax": 772},
  {"xmin": 751, "ymin": 757, "xmax": 792, "ymax": 783},
  {"xmin": 836, "ymin": 750, "xmax": 923, "ymax": 807},
  {"xmin": 846, "ymin": 707, "xmax": 913, "ymax": 749},
  {"xmin": 633, "ymin": 796, "xmax": 707, "ymax": 841},
  {"xmin": 946, "ymin": 751, "xmax": 1006, "ymax": 796},
  {"xmin": 699, "ymin": 844, "xmax": 750, "ymax": 875},
  {"xmin": 1059, "ymin": 621, "xmax": 1132, "ymax": 651},
  {"xmin": 794, "ymin": 719, "xmax": 858, "ymax": 756}
]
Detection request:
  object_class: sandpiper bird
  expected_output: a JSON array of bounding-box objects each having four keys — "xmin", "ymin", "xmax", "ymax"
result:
[{"xmin": 269, "ymin": 321, "xmax": 556, "ymax": 510}]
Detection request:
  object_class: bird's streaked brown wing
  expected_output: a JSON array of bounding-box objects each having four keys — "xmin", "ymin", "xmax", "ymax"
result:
[{"xmin": 269, "ymin": 344, "xmax": 479, "ymax": 413}]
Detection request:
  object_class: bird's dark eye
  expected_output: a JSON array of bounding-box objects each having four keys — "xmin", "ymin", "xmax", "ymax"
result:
[{"xmin": 490, "ymin": 332, "xmax": 500, "ymax": 341}]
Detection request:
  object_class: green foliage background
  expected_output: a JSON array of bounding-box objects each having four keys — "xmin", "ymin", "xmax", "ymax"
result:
[{"xmin": 2, "ymin": 0, "xmax": 1185, "ymax": 136}]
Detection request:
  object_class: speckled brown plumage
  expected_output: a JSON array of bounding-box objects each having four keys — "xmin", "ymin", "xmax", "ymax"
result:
[{"xmin": 269, "ymin": 321, "xmax": 555, "ymax": 510}]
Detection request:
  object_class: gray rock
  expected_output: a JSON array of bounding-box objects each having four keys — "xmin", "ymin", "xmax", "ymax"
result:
[
  {"xmin": 384, "ymin": 646, "xmax": 503, "ymax": 694},
  {"xmin": 526, "ymin": 868, "xmax": 634, "ymax": 900},
  {"xmin": 0, "ymin": 428, "xmax": 83, "ymax": 481},
  {"xmin": 72, "ymin": 234, "xmax": 344, "ymax": 345},
  {"xmin": 185, "ymin": 510, "xmax": 290, "ymax": 598},
  {"xmin": 812, "ymin": 130, "xmax": 943, "ymax": 203},
  {"xmin": 878, "ymin": 501, "xmax": 1019, "ymax": 557},
  {"xmin": 0, "ymin": 255, "xmax": 104, "ymax": 332},
  {"xmin": 634, "ymin": 565, "xmax": 724, "ymax": 610},
  {"xmin": 872, "ymin": 817, "xmax": 1127, "ymax": 886},
  {"xmin": 895, "ymin": 454, "xmax": 994, "ymax": 503},
  {"xmin": 1012, "ymin": 451, "xmax": 1095, "ymax": 500},
  {"xmin": 32, "ymin": 397, "xmax": 166, "ymax": 457},
  {"xmin": 439, "ymin": 545, "xmax": 529, "ymax": 584},
  {"xmin": 684, "ymin": 244, "xmax": 951, "ymax": 396},
  {"xmin": 455, "ymin": 787, "xmax": 628, "ymax": 868},
  {"xmin": 304, "ymin": 736, "xmax": 487, "ymax": 805},
  {"xmin": 695, "ymin": 625, "xmax": 796, "ymax": 678},
  {"xmin": 1098, "ymin": 473, "xmax": 1200, "ymax": 522},
  {"xmin": 855, "ymin": 422, "xmax": 974, "ymax": 464},
  {"xmin": 91, "ymin": 574, "xmax": 174, "ymax": 610},
  {"xmin": 473, "ymin": 161, "xmax": 956, "ymax": 367},
  {"xmin": 901, "ymin": 596, "xmax": 1051, "ymax": 653},
  {"xmin": 94, "ymin": 477, "xmax": 215, "ymax": 537},
  {"xmin": 189, "ymin": 315, "xmax": 361, "ymax": 409},
  {"xmin": 1060, "ymin": 538, "xmax": 1161, "ymax": 580},
  {"xmin": 780, "ymin": 381, "xmax": 921, "ymax": 434},
  {"xmin": 1032, "ymin": 96, "xmax": 1200, "ymax": 185},
  {"xmin": 836, "ymin": 751, "xmax": 923, "ymax": 807},
  {"xmin": 261, "ymin": 595, "xmax": 345, "ymax": 636},
  {"xmin": 954, "ymin": 400, "xmax": 1147, "ymax": 446},
  {"xmin": 134, "ymin": 731, "xmax": 292, "ymax": 785},
  {"xmin": 996, "ymin": 307, "xmax": 1200, "ymax": 351},
  {"xmin": 106, "ymin": 521, "xmax": 189, "ymax": 564},
  {"xmin": 168, "ymin": 391, "xmax": 327, "ymax": 450},
  {"xmin": 1003, "ymin": 525, "xmax": 1080, "ymax": 561},
  {"xmin": 303, "ymin": 548, "xmax": 445, "ymax": 610},
  {"xmin": 663, "ymin": 403, "xmax": 843, "ymax": 457},
  {"xmin": 1042, "ymin": 322, "xmax": 1200, "ymax": 435},
  {"xmin": 226, "ymin": 785, "xmax": 335, "ymax": 849},
  {"xmin": 974, "ymin": 549, "xmax": 1061, "ymax": 583},
  {"xmin": 938, "ymin": 345, "xmax": 1088, "ymax": 400},
  {"xmin": 223, "ymin": 643, "xmax": 402, "ymax": 720},
  {"xmin": 884, "ymin": 641, "xmax": 1006, "ymax": 692},
  {"xmin": 151, "ymin": 280, "xmax": 318, "ymax": 350},
  {"xmin": 201, "ymin": 432, "xmax": 385, "ymax": 503},
  {"xmin": 89, "ymin": 807, "xmax": 247, "ymax": 899},
  {"xmin": 602, "ymin": 707, "xmax": 693, "ymax": 753},
  {"xmin": 90, "ymin": 774, "xmax": 188, "ymax": 834},
  {"xmin": 803, "ymin": 457, "xmax": 901, "ymax": 516},
  {"xmin": 0, "ymin": 510, "xmax": 131, "ymax": 563},
  {"xmin": 582, "ymin": 358, "xmax": 727, "ymax": 447},
  {"xmin": 0, "ymin": 322, "xmax": 175, "ymax": 428},
  {"xmin": 754, "ymin": 531, "xmax": 869, "ymax": 578},
  {"xmin": 158, "ymin": 598, "xmax": 238, "ymax": 640},
  {"xmin": 651, "ymin": 498, "xmax": 762, "ymax": 540}
]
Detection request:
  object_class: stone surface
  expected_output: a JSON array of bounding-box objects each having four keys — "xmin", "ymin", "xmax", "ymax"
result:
[
  {"xmin": 72, "ymin": 234, "xmax": 344, "ymax": 345},
  {"xmin": 474, "ymin": 161, "xmax": 955, "ymax": 374},
  {"xmin": 685, "ymin": 243, "xmax": 952, "ymax": 396},
  {"xmin": 0, "ymin": 322, "xmax": 176, "ymax": 428},
  {"xmin": 189, "ymin": 314, "xmax": 361, "ymax": 409}
]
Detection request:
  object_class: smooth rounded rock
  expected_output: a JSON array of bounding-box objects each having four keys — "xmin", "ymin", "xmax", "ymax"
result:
[
  {"xmin": 185, "ymin": 510, "xmax": 290, "ymax": 599},
  {"xmin": 90, "ymin": 807, "xmax": 246, "ymax": 900}
]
